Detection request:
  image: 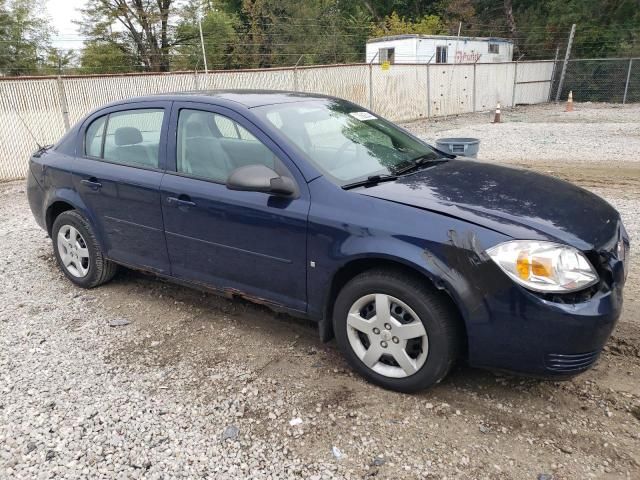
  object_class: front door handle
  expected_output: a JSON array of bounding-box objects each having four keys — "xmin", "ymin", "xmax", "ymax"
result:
[
  {"xmin": 167, "ymin": 196, "xmax": 196, "ymax": 207},
  {"xmin": 81, "ymin": 178, "xmax": 102, "ymax": 190}
]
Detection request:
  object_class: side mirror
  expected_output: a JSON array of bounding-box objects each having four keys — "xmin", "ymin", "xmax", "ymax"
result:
[{"xmin": 226, "ymin": 164, "xmax": 296, "ymax": 196}]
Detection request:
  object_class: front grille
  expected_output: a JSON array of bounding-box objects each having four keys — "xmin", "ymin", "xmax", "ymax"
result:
[
  {"xmin": 537, "ymin": 283, "xmax": 600, "ymax": 304},
  {"xmin": 545, "ymin": 351, "xmax": 600, "ymax": 373}
]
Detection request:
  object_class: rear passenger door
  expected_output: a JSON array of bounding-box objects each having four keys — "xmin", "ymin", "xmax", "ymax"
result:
[
  {"xmin": 160, "ymin": 102, "xmax": 309, "ymax": 312},
  {"xmin": 72, "ymin": 101, "xmax": 171, "ymax": 274}
]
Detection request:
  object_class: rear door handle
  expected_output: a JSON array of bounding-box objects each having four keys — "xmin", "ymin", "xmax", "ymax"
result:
[
  {"xmin": 167, "ymin": 196, "xmax": 196, "ymax": 207},
  {"xmin": 81, "ymin": 178, "xmax": 102, "ymax": 190}
]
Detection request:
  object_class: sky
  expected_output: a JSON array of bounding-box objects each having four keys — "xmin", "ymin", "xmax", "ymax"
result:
[{"xmin": 46, "ymin": 0, "xmax": 85, "ymax": 50}]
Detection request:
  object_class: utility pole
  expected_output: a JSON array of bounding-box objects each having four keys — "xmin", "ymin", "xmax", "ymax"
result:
[
  {"xmin": 555, "ymin": 23, "xmax": 576, "ymax": 102},
  {"xmin": 623, "ymin": 59, "xmax": 633, "ymax": 104},
  {"xmin": 368, "ymin": 51, "xmax": 379, "ymax": 111},
  {"xmin": 548, "ymin": 46, "xmax": 560, "ymax": 102},
  {"xmin": 293, "ymin": 55, "xmax": 303, "ymax": 91},
  {"xmin": 198, "ymin": 16, "xmax": 208, "ymax": 74}
]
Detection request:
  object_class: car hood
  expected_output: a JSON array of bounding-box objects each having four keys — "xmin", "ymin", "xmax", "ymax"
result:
[{"xmin": 358, "ymin": 160, "xmax": 620, "ymax": 251}]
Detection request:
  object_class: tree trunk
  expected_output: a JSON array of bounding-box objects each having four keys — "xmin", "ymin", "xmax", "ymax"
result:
[
  {"xmin": 504, "ymin": 0, "xmax": 522, "ymax": 57},
  {"xmin": 361, "ymin": 0, "xmax": 378, "ymax": 21}
]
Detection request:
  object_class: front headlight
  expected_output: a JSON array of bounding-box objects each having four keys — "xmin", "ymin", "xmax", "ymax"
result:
[{"xmin": 486, "ymin": 240, "xmax": 599, "ymax": 293}]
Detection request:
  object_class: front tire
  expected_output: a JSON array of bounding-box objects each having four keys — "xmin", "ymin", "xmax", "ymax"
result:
[
  {"xmin": 333, "ymin": 269, "xmax": 460, "ymax": 393},
  {"xmin": 52, "ymin": 210, "xmax": 117, "ymax": 288}
]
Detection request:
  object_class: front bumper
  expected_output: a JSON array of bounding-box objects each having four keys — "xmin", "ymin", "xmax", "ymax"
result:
[{"xmin": 466, "ymin": 252, "xmax": 626, "ymax": 377}]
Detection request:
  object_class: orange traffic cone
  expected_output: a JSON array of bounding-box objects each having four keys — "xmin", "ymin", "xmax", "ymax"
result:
[
  {"xmin": 566, "ymin": 90, "xmax": 574, "ymax": 112},
  {"xmin": 492, "ymin": 102, "xmax": 501, "ymax": 123}
]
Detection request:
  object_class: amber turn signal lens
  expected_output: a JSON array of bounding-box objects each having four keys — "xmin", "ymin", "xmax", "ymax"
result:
[
  {"xmin": 516, "ymin": 252, "xmax": 530, "ymax": 279},
  {"xmin": 516, "ymin": 252, "xmax": 553, "ymax": 280}
]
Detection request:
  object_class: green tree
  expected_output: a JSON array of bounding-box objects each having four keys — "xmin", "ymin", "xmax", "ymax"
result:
[
  {"xmin": 0, "ymin": 0, "xmax": 52, "ymax": 76},
  {"xmin": 436, "ymin": 0, "xmax": 475, "ymax": 33},
  {"xmin": 0, "ymin": 1, "xmax": 11, "ymax": 73},
  {"xmin": 360, "ymin": 0, "xmax": 439, "ymax": 21},
  {"xmin": 78, "ymin": 41, "xmax": 140, "ymax": 74},
  {"xmin": 472, "ymin": 0, "xmax": 640, "ymax": 59},
  {"xmin": 77, "ymin": 0, "xmax": 178, "ymax": 72},
  {"xmin": 239, "ymin": 0, "xmax": 371, "ymax": 68},
  {"xmin": 42, "ymin": 48, "xmax": 76, "ymax": 75},
  {"xmin": 371, "ymin": 11, "xmax": 446, "ymax": 37},
  {"xmin": 173, "ymin": 1, "xmax": 240, "ymax": 70}
]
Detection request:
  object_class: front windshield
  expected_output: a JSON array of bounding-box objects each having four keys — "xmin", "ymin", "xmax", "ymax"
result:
[{"xmin": 253, "ymin": 99, "xmax": 440, "ymax": 185}]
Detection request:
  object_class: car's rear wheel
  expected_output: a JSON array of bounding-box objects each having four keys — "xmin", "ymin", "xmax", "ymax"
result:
[
  {"xmin": 333, "ymin": 269, "xmax": 460, "ymax": 392},
  {"xmin": 52, "ymin": 210, "xmax": 117, "ymax": 288}
]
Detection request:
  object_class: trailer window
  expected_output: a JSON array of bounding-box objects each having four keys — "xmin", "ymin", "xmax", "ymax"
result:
[
  {"xmin": 488, "ymin": 43, "xmax": 500, "ymax": 54},
  {"xmin": 436, "ymin": 46, "xmax": 447, "ymax": 63},
  {"xmin": 379, "ymin": 48, "xmax": 395, "ymax": 64}
]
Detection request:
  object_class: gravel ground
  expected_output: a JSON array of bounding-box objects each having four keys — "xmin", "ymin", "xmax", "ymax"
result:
[
  {"xmin": 405, "ymin": 102, "xmax": 640, "ymax": 165},
  {"xmin": 1, "ymin": 103, "xmax": 639, "ymax": 479}
]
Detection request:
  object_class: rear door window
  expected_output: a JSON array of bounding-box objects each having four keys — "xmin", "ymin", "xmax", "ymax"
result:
[
  {"xmin": 103, "ymin": 109, "xmax": 164, "ymax": 168},
  {"xmin": 84, "ymin": 108, "xmax": 164, "ymax": 169}
]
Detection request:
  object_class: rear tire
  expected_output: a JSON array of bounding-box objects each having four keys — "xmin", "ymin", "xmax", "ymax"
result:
[
  {"xmin": 52, "ymin": 210, "xmax": 117, "ymax": 288},
  {"xmin": 333, "ymin": 269, "xmax": 460, "ymax": 393}
]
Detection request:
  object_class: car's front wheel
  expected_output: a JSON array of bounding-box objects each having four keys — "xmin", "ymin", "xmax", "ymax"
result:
[
  {"xmin": 333, "ymin": 269, "xmax": 461, "ymax": 392},
  {"xmin": 52, "ymin": 210, "xmax": 117, "ymax": 288}
]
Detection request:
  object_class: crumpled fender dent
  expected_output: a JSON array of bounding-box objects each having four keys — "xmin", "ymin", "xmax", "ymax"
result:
[{"xmin": 422, "ymin": 229, "xmax": 495, "ymax": 327}]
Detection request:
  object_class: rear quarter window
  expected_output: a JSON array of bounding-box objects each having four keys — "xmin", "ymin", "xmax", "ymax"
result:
[{"xmin": 85, "ymin": 116, "xmax": 107, "ymax": 157}]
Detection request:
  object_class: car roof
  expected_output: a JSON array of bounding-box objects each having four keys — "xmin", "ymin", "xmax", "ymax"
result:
[{"xmin": 104, "ymin": 90, "xmax": 337, "ymax": 109}]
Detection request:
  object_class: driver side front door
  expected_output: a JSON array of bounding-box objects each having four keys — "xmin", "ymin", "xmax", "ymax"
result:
[{"xmin": 160, "ymin": 103, "xmax": 309, "ymax": 312}]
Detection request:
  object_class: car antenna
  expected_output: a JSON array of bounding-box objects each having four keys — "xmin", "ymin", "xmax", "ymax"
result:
[{"xmin": 4, "ymin": 94, "xmax": 44, "ymax": 149}]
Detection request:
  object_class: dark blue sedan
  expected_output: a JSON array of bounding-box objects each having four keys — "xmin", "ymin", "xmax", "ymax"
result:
[{"xmin": 27, "ymin": 91, "xmax": 630, "ymax": 392}]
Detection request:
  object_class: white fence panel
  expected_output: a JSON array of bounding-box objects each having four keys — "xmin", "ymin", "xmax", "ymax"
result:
[
  {"xmin": 428, "ymin": 64, "xmax": 474, "ymax": 116},
  {"xmin": 515, "ymin": 61, "xmax": 555, "ymax": 104},
  {"xmin": 296, "ymin": 65, "xmax": 368, "ymax": 108},
  {"xmin": 372, "ymin": 64, "xmax": 428, "ymax": 121},
  {"xmin": 0, "ymin": 61, "xmax": 555, "ymax": 181},
  {"xmin": 63, "ymin": 73, "xmax": 197, "ymax": 124},
  {"xmin": 0, "ymin": 79, "xmax": 67, "ymax": 180},
  {"xmin": 475, "ymin": 63, "xmax": 516, "ymax": 110},
  {"xmin": 197, "ymin": 69, "xmax": 294, "ymax": 91}
]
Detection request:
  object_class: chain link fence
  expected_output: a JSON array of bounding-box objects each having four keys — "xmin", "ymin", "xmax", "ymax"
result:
[{"xmin": 552, "ymin": 58, "xmax": 640, "ymax": 104}]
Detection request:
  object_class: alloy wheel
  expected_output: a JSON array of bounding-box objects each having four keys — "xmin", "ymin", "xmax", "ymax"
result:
[{"xmin": 57, "ymin": 225, "xmax": 90, "ymax": 278}]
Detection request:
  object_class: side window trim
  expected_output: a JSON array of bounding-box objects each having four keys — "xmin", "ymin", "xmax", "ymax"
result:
[{"xmin": 100, "ymin": 114, "xmax": 109, "ymax": 159}]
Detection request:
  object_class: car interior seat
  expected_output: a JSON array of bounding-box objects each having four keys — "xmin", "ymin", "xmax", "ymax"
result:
[
  {"xmin": 180, "ymin": 116, "xmax": 233, "ymax": 182},
  {"xmin": 113, "ymin": 127, "xmax": 156, "ymax": 167}
]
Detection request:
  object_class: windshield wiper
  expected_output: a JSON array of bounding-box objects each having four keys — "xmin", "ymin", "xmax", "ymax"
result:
[
  {"xmin": 393, "ymin": 155, "xmax": 448, "ymax": 176},
  {"xmin": 341, "ymin": 174, "xmax": 398, "ymax": 190}
]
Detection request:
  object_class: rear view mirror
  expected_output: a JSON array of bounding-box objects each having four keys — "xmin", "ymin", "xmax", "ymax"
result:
[{"xmin": 226, "ymin": 164, "xmax": 296, "ymax": 196}]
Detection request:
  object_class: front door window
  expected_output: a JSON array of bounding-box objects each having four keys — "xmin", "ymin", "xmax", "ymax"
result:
[{"xmin": 176, "ymin": 109, "xmax": 278, "ymax": 183}]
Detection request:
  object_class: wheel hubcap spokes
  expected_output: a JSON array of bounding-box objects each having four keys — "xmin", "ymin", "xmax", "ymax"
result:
[
  {"xmin": 57, "ymin": 225, "xmax": 90, "ymax": 278},
  {"xmin": 346, "ymin": 293, "xmax": 429, "ymax": 378}
]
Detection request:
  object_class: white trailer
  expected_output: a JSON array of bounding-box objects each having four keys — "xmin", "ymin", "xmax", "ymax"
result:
[{"xmin": 366, "ymin": 34, "xmax": 514, "ymax": 64}]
